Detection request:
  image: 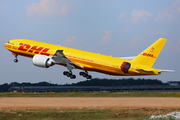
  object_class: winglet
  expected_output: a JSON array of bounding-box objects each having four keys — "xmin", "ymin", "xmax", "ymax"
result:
[{"xmin": 132, "ymin": 38, "xmax": 167, "ymax": 67}]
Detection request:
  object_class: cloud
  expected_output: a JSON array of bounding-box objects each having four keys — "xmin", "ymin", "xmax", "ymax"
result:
[
  {"xmin": 131, "ymin": 10, "xmax": 151, "ymax": 23},
  {"xmin": 118, "ymin": 12, "xmax": 127, "ymax": 19},
  {"xmin": 26, "ymin": 0, "xmax": 73, "ymax": 18},
  {"xmin": 119, "ymin": 27, "xmax": 129, "ymax": 34},
  {"xmin": 62, "ymin": 36, "xmax": 77, "ymax": 45},
  {"xmin": 129, "ymin": 35, "xmax": 143, "ymax": 47},
  {"xmin": 178, "ymin": 7, "xmax": 180, "ymax": 13},
  {"xmin": 156, "ymin": 11, "xmax": 174, "ymax": 22},
  {"xmin": 99, "ymin": 30, "xmax": 112, "ymax": 45},
  {"xmin": 155, "ymin": 0, "xmax": 180, "ymax": 23},
  {"xmin": 61, "ymin": 36, "xmax": 84, "ymax": 48},
  {"xmin": 115, "ymin": 40, "xmax": 122, "ymax": 49},
  {"xmin": 145, "ymin": 28, "xmax": 167, "ymax": 36},
  {"xmin": 0, "ymin": 5, "xmax": 10, "ymax": 10},
  {"xmin": 166, "ymin": 40, "xmax": 180, "ymax": 52},
  {"xmin": 118, "ymin": 10, "xmax": 151, "ymax": 23},
  {"xmin": 173, "ymin": 40, "xmax": 180, "ymax": 52}
]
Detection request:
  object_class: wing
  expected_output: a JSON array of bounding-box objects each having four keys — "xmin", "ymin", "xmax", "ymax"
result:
[
  {"xmin": 118, "ymin": 56, "xmax": 136, "ymax": 60},
  {"xmin": 52, "ymin": 50, "xmax": 82, "ymax": 71}
]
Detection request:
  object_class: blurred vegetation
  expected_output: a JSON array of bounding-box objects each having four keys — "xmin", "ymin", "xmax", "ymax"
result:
[
  {"xmin": 0, "ymin": 108, "xmax": 179, "ymax": 120},
  {"xmin": 1, "ymin": 92, "xmax": 180, "ymax": 97},
  {"xmin": 0, "ymin": 78, "xmax": 166, "ymax": 92}
]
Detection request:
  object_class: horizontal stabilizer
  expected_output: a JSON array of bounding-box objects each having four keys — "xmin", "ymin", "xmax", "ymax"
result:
[
  {"xmin": 134, "ymin": 67, "xmax": 153, "ymax": 72},
  {"xmin": 158, "ymin": 69, "xmax": 175, "ymax": 72}
]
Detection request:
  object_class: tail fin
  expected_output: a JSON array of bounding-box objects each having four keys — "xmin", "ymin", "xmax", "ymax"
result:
[{"xmin": 131, "ymin": 38, "xmax": 167, "ymax": 67}]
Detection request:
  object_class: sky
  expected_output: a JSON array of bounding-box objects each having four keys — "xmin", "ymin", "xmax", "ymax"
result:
[{"xmin": 0, "ymin": 0, "xmax": 180, "ymax": 84}]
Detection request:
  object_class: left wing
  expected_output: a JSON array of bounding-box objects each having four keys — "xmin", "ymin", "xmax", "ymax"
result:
[
  {"xmin": 52, "ymin": 50, "xmax": 80, "ymax": 71},
  {"xmin": 51, "ymin": 50, "xmax": 92, "ymax": 79}
]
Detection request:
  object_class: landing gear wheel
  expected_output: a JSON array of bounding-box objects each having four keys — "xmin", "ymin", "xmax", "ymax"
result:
[
  {"xmin": 14, "ymin": 59, "xmax": 18, "ymax": 63},
  {"xmin": 63, "ymin": 71, "xmax": 68, "ymax": 75},
  {"xmin": 79, "ymin": 71, "xmax": 92, "ymax": 79},
  {"xmin": 79, "ymin": 72, "xmax": 84, "ymax": 76},
  {"xmin": 83, "ymin": 73, "xmax": 87, "ymax": 77},
  {"xmin": 66, "ymin": 72, "xmax": 72, "ymax": 77},
  {"xmin": 63, "ymin": 71, "xmax": 76, "ymax": 79},
  {"xmin": 86, "ymin": 75, "xmax": 92, "ymax": 79},
  {"xmin": 70, "ymin": 75, "xmax": 76, "ymax": 79}
]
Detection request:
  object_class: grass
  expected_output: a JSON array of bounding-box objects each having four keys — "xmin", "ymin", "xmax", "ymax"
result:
[
  {"xmin": 0, "ymin": 92, "xmax": 179, "ymax": 119},
  {"xmin": 1, "ymin": 92, "xmax": 180, "ymax": 97},
  {"xmin": 0, "ymin": 108, "xmax": 179, "ymax": 120}
]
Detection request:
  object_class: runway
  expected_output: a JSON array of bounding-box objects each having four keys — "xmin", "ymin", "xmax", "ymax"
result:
[{"xmin": 0, "ymin": 97, "xmax": 180, "ymax": 109}]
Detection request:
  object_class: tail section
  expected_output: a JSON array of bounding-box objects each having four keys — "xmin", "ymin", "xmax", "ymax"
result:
[{"xmin": 131, "ymin": 38, "xmax": 167, "ymax": 67}]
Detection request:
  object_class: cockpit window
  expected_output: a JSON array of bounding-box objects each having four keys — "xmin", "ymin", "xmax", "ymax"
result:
[
  {"xmin": 8, "ymin": 41, "xmax": 14, "ymax": 45},
  {"xmin": 7, "ymin": 41, "xmax": 10, "ymax": 43}
]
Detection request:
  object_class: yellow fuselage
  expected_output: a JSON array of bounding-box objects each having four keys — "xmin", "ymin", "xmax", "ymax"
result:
[{"xmin": 4, "ymin": 39, "xmax": 161, "ymax": 76}]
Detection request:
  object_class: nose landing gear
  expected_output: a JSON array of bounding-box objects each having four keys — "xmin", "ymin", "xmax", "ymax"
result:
[{"xmin": 12, "ymin": 53, "xmax": 18, "ymax": 63}]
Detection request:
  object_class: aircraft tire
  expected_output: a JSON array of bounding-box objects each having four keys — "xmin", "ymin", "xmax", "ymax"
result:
[
  {"xmin": 70, "ymin": 75, "xmax": 76, "ymax": 79},
  {"xmin": 79, "ymin": 72, "xmax": 84, "ymax": 76},
  {"xmin": 86, "ymin": 75, "xmax": 92, "ymax": 79},
  {"xmin": 83, "ymin": 73, "xmax": 87, "ymax": 77},
  {"xmin": 66, "ymin": 72, "xmax": 72, "ymax": 77},
  {"xmin": 63, "ymin": 71, "xmax": 68, "ymax": 75},
  {"xmin": 14, "ymin": 59, "xmax": 18, "ymax": 63}
]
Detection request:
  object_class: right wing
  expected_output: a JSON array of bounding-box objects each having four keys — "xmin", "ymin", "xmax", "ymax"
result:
[
  {"xmin": 52, "ymin": 50, "xmax": 77, "ymax": 71},
  {"xmin": 52, "ymin": 50, "xmax": 93, "ymax": 71},
  {"xmin": 118, "ymin": 56, "xmax": 136, "ymax": 60}
]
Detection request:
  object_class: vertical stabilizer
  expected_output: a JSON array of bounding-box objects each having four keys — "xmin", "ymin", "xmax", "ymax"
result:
[{"xmin": 131, "ymin": 38, "xmax": 167, "ymax": 67}]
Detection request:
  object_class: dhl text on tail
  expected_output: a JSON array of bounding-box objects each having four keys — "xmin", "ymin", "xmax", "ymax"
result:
[{"xmin": 4, "ymin": 38, "xmax": 175, "ymax": 79}]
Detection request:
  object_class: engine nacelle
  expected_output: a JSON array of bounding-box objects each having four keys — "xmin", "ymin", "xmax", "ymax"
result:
[{"xmin": 32, "ymin": 54, "xmax": 53, "ymax": 68}]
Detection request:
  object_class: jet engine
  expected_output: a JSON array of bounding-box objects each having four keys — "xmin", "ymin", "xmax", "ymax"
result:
[{"xmin": 32, "ymin": 54, "xmax": 53, "ymax": 68}]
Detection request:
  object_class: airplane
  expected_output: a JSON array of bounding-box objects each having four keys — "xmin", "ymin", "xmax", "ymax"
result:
[{"xmin": 4, "ymin": 38, "xmax": 174, "ymax": 79}]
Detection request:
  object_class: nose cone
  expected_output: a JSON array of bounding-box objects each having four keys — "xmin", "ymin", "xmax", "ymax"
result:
[{"xmin": 4, "ymin": 42, "xmax": 11, "ymax": 49}]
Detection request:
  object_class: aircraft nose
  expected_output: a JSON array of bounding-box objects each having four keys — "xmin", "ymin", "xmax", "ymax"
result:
[{"xmin": 4, "ymin": 42, "xmax": 11, "ymax": 49}]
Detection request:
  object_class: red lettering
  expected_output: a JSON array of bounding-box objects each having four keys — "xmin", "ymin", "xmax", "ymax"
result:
[
  {"xmin": 30, "ymin": 46, "xmax": 44, "ymax": 54},
  {"xmin": 147, "ymin": 54, "xmax": 151, "ymax": 57},
  {"xmin": 142, "ymin": 53, "xmax": 147, "ymax": 56},
  {"xmin": 18, "ymin": 43, "xmax": 31, "ymax": 51},
  {"xmin": 40, "ymin": 48, "xmax": 50, "ymax": 56},
  {"xmin": 141, "ymin": 52, "xmax": 156, "ymax": 58},
  {"xmin": 28, "ymin": 50, "xmax": 34, "ymax": 53},
  {"xmin": 18, "ymin": 43, "xmax": 51, "ymax": 56}
]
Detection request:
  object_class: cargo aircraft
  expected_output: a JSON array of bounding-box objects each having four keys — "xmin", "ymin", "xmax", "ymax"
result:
[{"xmin": 4, "ymin": 38, "xmax": 174, "ymax": 79}]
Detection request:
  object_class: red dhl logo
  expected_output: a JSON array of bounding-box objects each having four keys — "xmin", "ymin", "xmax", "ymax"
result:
[
  {"xmin": 18, "ymin": 43, "xmax": 50, "ymax": 56},
  {"xmin": 140, "ymin": 52, "xmax": 156, "ymax": 58}
]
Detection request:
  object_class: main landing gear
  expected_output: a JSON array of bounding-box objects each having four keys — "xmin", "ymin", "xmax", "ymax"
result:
[
  {"xmin": 79, "ymin": 71, "xmax": 92, "ymax": 79},
  {"xmin": 63, "ymin": 71, "xmax": 76, "ymax": 79},
  {"xmin": 63, "ymin": 71, "xmax": 92, "ymax": 79}
]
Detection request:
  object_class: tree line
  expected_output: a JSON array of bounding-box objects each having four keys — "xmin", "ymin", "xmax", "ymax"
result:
[{"xmin": 0, "ymin": 78, "xmax": 168, "ymax": 92}]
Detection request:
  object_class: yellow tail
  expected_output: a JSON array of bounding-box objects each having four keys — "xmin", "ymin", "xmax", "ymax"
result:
[{"xmin": 132, "ymin": 38, "xmax": 167, "ymax": 67}]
